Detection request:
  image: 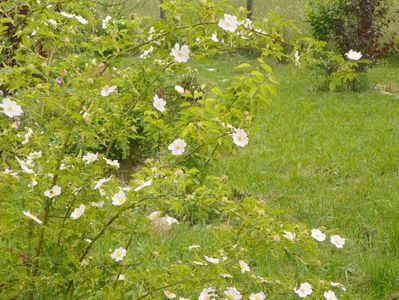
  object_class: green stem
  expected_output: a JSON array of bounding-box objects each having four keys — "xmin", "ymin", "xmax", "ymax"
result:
[
  {"xmin": 113, "ymin": 234, "xmax": 134, "ymax": 290},
  {"xmin": 31, "ymin": 131, "xmax": 72, "ymax": 277}
]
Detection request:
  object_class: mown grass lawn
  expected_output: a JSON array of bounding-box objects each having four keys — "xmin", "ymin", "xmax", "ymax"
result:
[{"xmin": 200, "ymin": 58, "xmax": 399, "ymax": 299}]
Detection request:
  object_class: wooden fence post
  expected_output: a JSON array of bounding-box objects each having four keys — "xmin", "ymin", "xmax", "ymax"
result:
[
  {"xmin": 247, "ymin": 0, "xmax": 254, "ymax": 19},
  {"xmin": 160, "ymin": 0, "xmax": 166, "ymax": 20}
]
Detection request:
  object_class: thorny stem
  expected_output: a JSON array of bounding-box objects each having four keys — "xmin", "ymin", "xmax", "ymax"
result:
[
  {"xmin": 184, "ymin": 132, "xmax": 228, "ymax": 159},
  {"xmin": 204, "ymin": 143, "xmax": 219, "ymax": 167},
  {"xmin": 31, "ymin": 131, "xmax": 72, "ymax": 277},
  {"xmin": 247, "ymin": 27, "xmax": 291, "ymax": 47},
  {"xmin": 113, "ymin": 234, "xmax": 134, "ymax": 290},
  {"xmin": 31, "ymin": 98, "xmax": 85, "ymax": 277},
  {"xmin": 52, "ymin": 191, "xmax": 81, "ymax": 273}
]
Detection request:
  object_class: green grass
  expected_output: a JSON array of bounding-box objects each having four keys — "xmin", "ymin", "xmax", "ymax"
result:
[{"xmin": 204, "ymin": 60, "xmax": 399, "ymax": 299}]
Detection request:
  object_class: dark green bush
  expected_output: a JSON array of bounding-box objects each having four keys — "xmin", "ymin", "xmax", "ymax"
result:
[{"xmin": 306, "ymin": 0, "xmax": 396, "ymax": 59}]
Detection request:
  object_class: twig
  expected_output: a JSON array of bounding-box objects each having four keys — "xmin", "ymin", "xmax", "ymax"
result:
[{"xmin": 113, "ymin": 234, "xmax": 134, "ymax": 290}]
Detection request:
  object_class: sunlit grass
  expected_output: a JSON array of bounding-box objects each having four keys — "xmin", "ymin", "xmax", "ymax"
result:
[{"xmin": 210, "ymin": 61, "xmax": 399, "ymax": 299}]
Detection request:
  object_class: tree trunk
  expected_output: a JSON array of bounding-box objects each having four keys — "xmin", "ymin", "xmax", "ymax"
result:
[
  {"xmin": 160, "ymin": 0, "xmax": 166, "ymax": 20},
  {"xmin": 247, "ymin": 0, "xmax": 254, "ymax": 19}
]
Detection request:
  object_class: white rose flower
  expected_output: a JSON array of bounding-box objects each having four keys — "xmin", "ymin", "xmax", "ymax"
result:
[
  {"xmin": 70, "ymin": 204, "xmax": 86, "ymax": 219},
  {"xmin": 93, "ymin": 176, "xmax": 112, "ymax": 190},
  {"xmin": 283, "ymin": 231, "xmax": 296, "ymax": 241},
  {"xmin": 330, "ymin": 235, "xmax": 345, "ymax": 248},
  {"xmin": 204, "ymin": 256, "xmax": 219, "ymax": 264},
  {"xmin": 239, "ymin": 260, "xmax": 250, "ymax": 273},
  {"xmin": 249, "ymin": 292, "xmax": 266, "ymax": 300},
  {"xmin": 199, "ymin": 287, "xmax": 216, "ymax": 300},
  {"xmin": 218, "ymin": 14, "xmax": 238, "ymax": 32},
  {"xmin": 188, "ymin": 244, "xmax": 200, "ymax": 251},
  {"xmin": 100, "ymin": 85, "xmax": 117, "ymax": 97},
  {"xmin": 47, "ymin": 19, "xmax": 57, "ymax": 27},
  {"xmin": 160, "ymin": 215, "xmax": 179, "ymax": 226},
  {"xmin": 211, "ymin": 32, "xmax": 219, "ymax": 42},
  {"xmin": 90, "ymin": 201, "xmax": 104, "ymax": 208},
  {"xmin": 329, "ymin": 281, "xmax": 347, "ymax": 292},
  {"xmin": 294, "ymin": 282, "xmax": 313, "ymax": 298},
  {"xmin": 0, "ymin": 97, "xmax": 23, "ymax": 118},
  {"xmin": 345, "ymin": 49, "xmax": 362, "ymax": 60},
  {"xmin": 44, "ymin": 185, "xmax": 62, "ymax": 198},
  {"xmin": 139, "ymin": 46, "xmax": 154, "ymax": 59},
  {"xmin": 111, "ymin": 191, "xmax": 126, "ymax": 206},
  {"xmin": 224, "ymin": 287, "xmax": 242, "ymax": 300},
  {"xmin": 174, "ymin": 85, "xmax": 185, "ymax": 94},
  {"xmin": 170, "ymin": 43, "xmax": 190, "ymax": 63},
  {"xmin": 117, "ymin": 274, "xmax": 125, "ymax": 281},
  {"xmin": 22, "ymin": 211, "xmax": 43, "ymax": 224},
  {"xmin": 311, "ymin": 228, "xmax": 326, "ymax": 242},
  {"xmin": 232, "ymin": 128, "xmax": 249, "ymax": 147},
  {"xmin": 22, "ymin": 128, "xmax": 34, "ymax": 145},
  {"xmin": 147, "ymin": 211, "xmax": 179, "ymax": 229},
  {"xmin": 168, "ymin": 138, "xmax": 186, "ymax": 156},
  {"xmin": 75, "ymin": 15, "xmax": 88, "ymax": 24},
  {"xmin": 153, "ymin": 94, "xmax": 166, "ymax": 112},
  {"xmin": 102, "ymin": 15, "xmax": 112, "ymax": 29},
  {"xmin": 15, "ymin": 157, "xmax": 34, "ymax": 174},
  {"xmin": 164, "ymin": 290, "xmax": 176, "ymax": 299},
  {"xmin": 103, "ymin": 157, "xmax": 120, "ymax": 168},
  {"xmin": 324, "ymin": 290, "xmax": 338, "ymax": 300},
  {"xmin": 134, "ymin": 179, "xmax": 152, "ymax": 192},
  {"xmin": 82, "ymin": 152, "xmax": 98, "ymax": 164},
  {"xmin": 27, "ymin": 151, "xmax": 42, "ymax": 161},
  {"xmin": 60, "ymin": 11, "xmax": 75, "ymax": 18},
  {"xmin": 111, "ymin": 247, "xmax": 126, "ymax": 262},
  {"xmin": 28, "ymin": 178, "xmax": 38, "ymax": 188},
  {"xmin": 242, "ymin": 18, "xmax": 253, "ymax": 29}
]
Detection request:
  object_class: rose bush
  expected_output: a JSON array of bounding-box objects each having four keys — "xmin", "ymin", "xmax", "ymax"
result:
[
  {"xmin": 294, "ymin": 38, "xmax": 371, "ymax": 91},
  {"xmin": 1, "ymin": 0, "xmax": 348, "ymax": 298}
]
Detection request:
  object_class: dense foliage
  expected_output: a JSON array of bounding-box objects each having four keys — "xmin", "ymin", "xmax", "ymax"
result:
[
  {"xmin": 1, "ymin": 0, "xmax": 348, "ymax": 298},
  {"xmin": 296, "ymin": 39, "xmax": 370, "ymax": 91},
  {"xmin": 306, "ymin": 0, "xmax": 396, "ymax": 58}
]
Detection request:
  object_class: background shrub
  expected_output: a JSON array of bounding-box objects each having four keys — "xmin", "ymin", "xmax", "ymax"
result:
[{"xmin": 306, "ymin": 0, "xmax": 397, "ymax": 58}]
